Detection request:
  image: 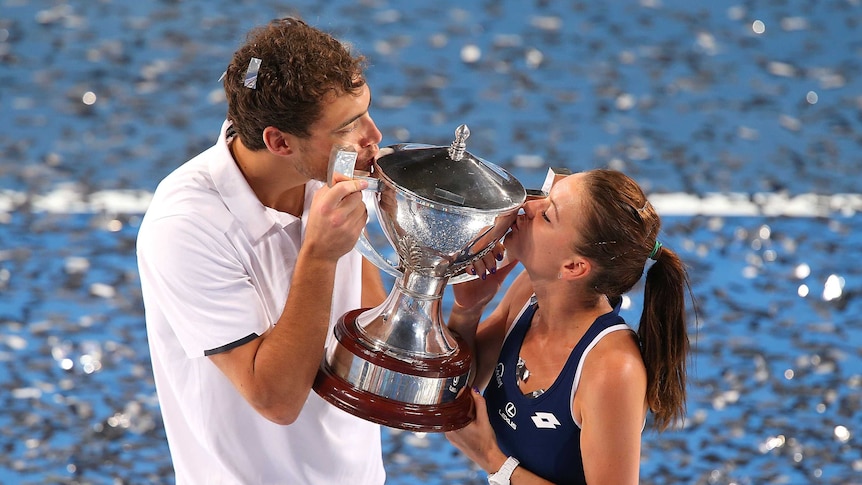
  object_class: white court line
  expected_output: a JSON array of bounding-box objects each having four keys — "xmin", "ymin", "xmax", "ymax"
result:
[{"xmin": 0, "ymin": 188, "xmax": 860, "ymax": 217}]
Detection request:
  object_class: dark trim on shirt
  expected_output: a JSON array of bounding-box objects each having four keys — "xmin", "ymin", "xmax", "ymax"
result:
[{"xmin": 204, "ymin": 333, "xmax": 259, "ymax": 356}]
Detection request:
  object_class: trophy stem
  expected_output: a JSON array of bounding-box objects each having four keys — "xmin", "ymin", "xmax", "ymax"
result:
[{"xmin": 355, "ymin": 269, "xmax": 458, "ymax": 358}]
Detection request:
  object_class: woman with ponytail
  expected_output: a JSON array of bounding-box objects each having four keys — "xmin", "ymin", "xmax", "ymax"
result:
[{"xmin": 445, "ymin": 169, "xmax": 693, "ymax": 485}]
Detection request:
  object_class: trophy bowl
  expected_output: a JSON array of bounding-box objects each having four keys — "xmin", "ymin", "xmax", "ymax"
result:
[{"xmin": 313, "ymin": 126, "xmax": 526, "ymax": 432}]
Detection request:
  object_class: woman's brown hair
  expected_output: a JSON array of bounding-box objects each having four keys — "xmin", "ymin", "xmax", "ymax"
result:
[{"xmin": 573, "ymin": 169, "xmax": 693, "ymax": 431}]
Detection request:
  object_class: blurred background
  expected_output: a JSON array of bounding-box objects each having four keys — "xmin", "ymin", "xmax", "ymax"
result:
[{"xmin": 1, "ymin": 0, "xmax": 860, "ymax": 483}]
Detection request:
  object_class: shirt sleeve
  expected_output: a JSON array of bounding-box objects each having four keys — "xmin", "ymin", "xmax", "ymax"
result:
[{"xmin": 138, "ymin": 213, "xmax": 269, "ymax": 358}]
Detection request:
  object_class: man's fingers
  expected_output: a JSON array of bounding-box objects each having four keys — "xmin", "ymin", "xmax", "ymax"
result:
[
  {"xmin": 318, "ymin": 177, "xmax": 369, "ymax": 212},
  {"xmin": 328, "ymin": 176, "xmax": 369, "ymax": 199},
  {"xmin": 329, "ymin": 172, "xmax": 351, "ymax": 185}
]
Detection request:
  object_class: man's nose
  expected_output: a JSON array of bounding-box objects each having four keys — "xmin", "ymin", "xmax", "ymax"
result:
[{"xmin": 360, "ymin": 116, "xmax": 383, "ymax": 148}]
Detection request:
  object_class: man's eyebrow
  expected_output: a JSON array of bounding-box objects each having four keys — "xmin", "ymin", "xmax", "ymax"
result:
[
  {"xmin": 333, "ymin": 95, "xmax": 372, "ymax": 132},
  {"xmin": 334, "ymin": 112, "xmax": 363, "ymax": 131}
]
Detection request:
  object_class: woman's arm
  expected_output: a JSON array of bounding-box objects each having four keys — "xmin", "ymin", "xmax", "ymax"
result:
[
  {"xmin": 446, "ymin": 390, "xmax": 558, "ymax": 485},
  {"xmin": 361, "ymin": 256, "xmax": 388, "ymax": 309},
  {"xmin": 448, "ymin": 266, "xmax": 527, "ymax": 389},
  {"xmin": 577, "ymin": 332, "xmax": 648, "ymax": 485}
]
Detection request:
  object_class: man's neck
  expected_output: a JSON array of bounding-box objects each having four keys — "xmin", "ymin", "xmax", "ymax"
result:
[{"xmin": 229, "ymin": 137, "xmax": 308, "ymax": 216}]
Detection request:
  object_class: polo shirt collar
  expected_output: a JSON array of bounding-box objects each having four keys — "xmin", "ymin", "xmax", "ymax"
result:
[{"xmin": 209, "ymin": 120, "xmax": 302, "ymax": 242}]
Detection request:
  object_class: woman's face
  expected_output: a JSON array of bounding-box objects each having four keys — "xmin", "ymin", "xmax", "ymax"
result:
[{"xmin": 505, "ymin": 173, "xmax": 587, "ymax": 280}]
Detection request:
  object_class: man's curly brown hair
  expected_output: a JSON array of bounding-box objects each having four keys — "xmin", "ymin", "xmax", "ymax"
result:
[{"xmin": 222, "ymin": 17, "xmax": 367, "ymax": 151}]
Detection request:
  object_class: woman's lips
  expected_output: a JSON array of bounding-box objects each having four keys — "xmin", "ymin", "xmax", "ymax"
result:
[
  {"xmin": 513, "ymin": 208, "xmax": 527, "ymax": 230},
  {"xmin": 510, "ymin": 216, "xmax": 523, "ymax": 232}
]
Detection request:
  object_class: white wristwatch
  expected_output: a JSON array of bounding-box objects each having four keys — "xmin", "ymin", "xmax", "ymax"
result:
[{"xmin": 487, "ymin": 456, "xmax": 520, "ymax": 485}]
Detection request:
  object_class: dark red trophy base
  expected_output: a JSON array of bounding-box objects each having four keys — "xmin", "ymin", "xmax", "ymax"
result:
[{"xmin": 313, "ymin": 309, "xmax": 475, "ymax": 432}]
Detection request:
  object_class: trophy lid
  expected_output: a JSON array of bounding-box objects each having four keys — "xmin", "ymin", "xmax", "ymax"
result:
[{"xmin": 375, "ymin": 125, "xmax": 526, "ymax": 211}]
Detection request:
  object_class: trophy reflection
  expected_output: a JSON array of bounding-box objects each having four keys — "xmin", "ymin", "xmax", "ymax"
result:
[{"xmin": 312, "ymin": 125, "xmax": 526, "ymax": 432}]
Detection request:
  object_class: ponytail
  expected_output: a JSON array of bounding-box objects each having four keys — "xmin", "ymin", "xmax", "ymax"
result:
[{"xmin": 638, "ymin": 246, "xmax": 692, "ymax": 431}]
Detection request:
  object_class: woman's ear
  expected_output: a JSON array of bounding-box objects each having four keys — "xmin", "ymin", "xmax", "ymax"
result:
[
  {"xmin": 262, "ymin": 126, "xmax": 293, "ymax": 155},
  {"xmin": 560, "ymin": 258, "xmax": 589, "ymax": 280}
]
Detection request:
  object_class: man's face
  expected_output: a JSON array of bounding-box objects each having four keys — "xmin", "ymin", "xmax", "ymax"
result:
[{"xmin": 292, "ymin": 84, "xmax": 382, "ymax": 182}]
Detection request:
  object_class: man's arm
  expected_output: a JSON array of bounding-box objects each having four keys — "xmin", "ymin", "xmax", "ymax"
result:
[{"xmin": 209, "ymin": 178, "xmax": 369, "ymax": 425}]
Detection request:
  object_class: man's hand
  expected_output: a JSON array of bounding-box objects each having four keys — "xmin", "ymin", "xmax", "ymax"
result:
[{"xmin": 304, "ymin": 173, "xmax": 369, "ymax": 261}]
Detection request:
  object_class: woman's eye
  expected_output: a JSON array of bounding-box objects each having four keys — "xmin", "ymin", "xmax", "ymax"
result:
[{"xmin": 541, "ymin": 210, "xmax": 550, "ymax": 222}]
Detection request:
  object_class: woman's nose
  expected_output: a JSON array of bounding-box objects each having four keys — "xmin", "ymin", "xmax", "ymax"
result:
[{"xmin": 522, "ymin": 199, "xmax": 542, "ymax": 219}]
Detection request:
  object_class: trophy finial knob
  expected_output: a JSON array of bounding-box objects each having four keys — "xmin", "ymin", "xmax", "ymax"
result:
[{"xmin": 448, "ymin": 124, "xmax": 471, "ymax": 161}]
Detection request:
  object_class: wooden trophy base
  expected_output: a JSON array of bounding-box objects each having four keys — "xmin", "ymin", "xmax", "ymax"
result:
[{"xmin": 313, "ymin": 309, "xmax": 474, "ymax": 432}]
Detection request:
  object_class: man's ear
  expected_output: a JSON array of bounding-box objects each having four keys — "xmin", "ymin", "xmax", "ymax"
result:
[{"xmin": 262, "ymin": 126, "xmax": 293, "ymax": 156}]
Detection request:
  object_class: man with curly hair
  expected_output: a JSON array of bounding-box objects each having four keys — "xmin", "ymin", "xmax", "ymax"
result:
[{"xmin": 137, "ymin": 17, "xmax": 387, "ymax": 484}]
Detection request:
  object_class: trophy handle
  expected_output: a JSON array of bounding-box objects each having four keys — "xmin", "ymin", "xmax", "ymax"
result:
[
  {"xmin": 448, "ymin": 269, "xmax": 484, "ymax": 285},
  {"xmin": 356, "ymin": 226, "xmax": 403, "ymax": 278},
  {"xmin": 328, "ymin": 145, "xmax": 400, "ymax": 277}
]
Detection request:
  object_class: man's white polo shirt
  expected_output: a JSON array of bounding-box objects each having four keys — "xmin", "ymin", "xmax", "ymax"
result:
[{"xmin": 137, "ymin": 121, "xmax": 384, "ymax": 484}]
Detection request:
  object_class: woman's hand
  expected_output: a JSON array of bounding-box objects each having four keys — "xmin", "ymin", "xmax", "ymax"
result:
[
  {"xmin": 466, "ymin": 243, "xmax": 506, "ymax": 280},
  {"xmin": 445, "ymin": 388, "xmax": 508, "ymax": 473},
  {"xmin": 455, "ymin": 245, "xmax": 519, "ymax": 313}
]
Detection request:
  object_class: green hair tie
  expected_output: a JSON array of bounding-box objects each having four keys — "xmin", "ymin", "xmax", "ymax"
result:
[{"xmin": 649, "ymin": 241, "xmax": 663, "ymax": 260}]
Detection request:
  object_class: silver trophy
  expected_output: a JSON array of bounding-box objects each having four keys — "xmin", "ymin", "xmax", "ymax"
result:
[{"xmin": 313, "ymin": 125, "xmax": 527, "ymax": 431}]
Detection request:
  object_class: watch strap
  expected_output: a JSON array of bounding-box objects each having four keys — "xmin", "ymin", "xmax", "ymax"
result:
[{"xmin": 488, "ymin": 456, "xmax": 520, "ymax": 485}]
